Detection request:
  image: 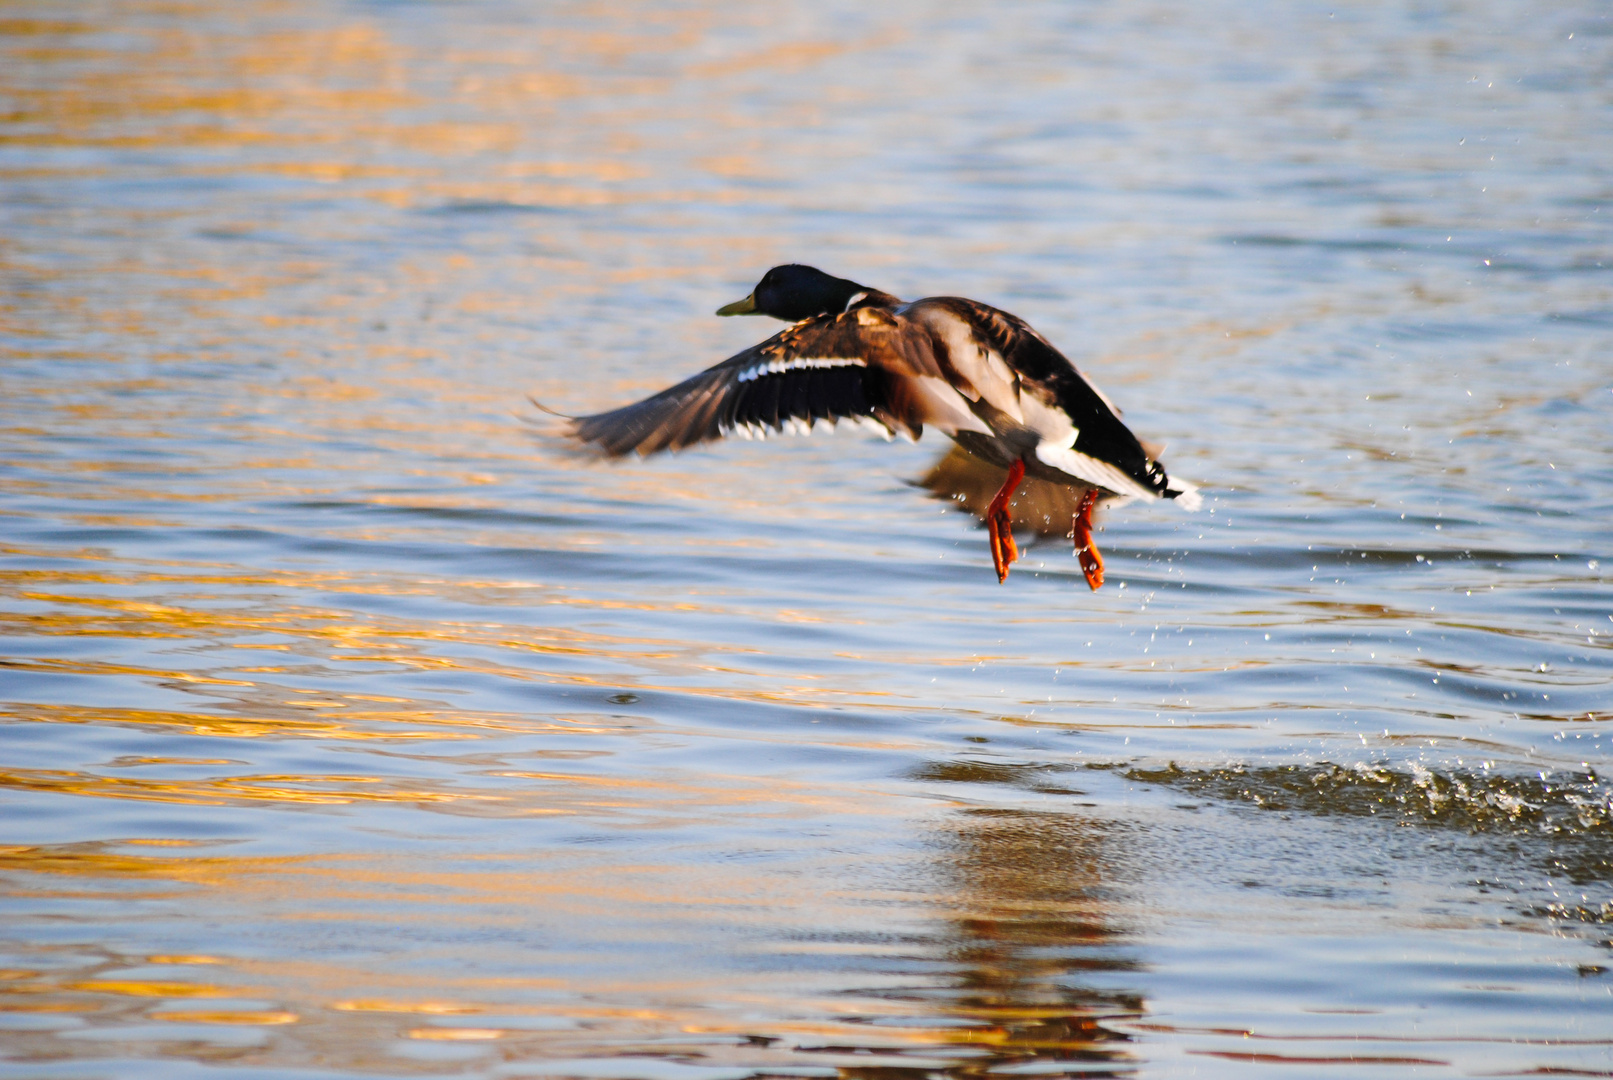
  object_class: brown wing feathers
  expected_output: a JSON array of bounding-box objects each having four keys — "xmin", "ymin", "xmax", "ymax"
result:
[{"xmin": 570, "ymin": 311, "xmax": 927, "ymax": 457}]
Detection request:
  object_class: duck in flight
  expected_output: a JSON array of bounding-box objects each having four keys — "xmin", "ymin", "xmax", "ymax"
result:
[{"xmin": 565, "ymin": 265, "xmax": 1200, "ymax": 590}]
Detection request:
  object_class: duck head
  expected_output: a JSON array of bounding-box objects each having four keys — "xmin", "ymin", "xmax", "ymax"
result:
[{"xmin": 716, "ymin": 264, "xmax": 873, "ymax": 322}]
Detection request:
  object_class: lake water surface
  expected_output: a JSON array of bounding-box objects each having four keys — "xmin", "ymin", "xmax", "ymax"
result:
[{"xmin": 2, "ymin": 2, "xmax": 1611, "ymax": 1077}]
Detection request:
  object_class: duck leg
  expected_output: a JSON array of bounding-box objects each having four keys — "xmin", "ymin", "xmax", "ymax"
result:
[
  {"xmin": 985, "ymin": 458, "xmax": 1026, "ymax": 583},
  {"xmin": 1072, "ymin": 487, "xmax": 1104, "ymax": 591}
]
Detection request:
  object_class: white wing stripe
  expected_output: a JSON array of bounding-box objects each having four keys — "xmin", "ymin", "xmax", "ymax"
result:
[
  {"xmin": 735, "ymin": 357, "xmax": 867, "ymax": 383},
  {"xmin": 719, "ymin": 415, "xmax": 891, "ymax": 440}
]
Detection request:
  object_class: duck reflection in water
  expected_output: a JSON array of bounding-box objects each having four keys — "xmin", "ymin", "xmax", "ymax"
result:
[
  {"xmin": 563, "ymin": 266, "xmax": 1199, "ymax": 590},
  {"xmin": 845, "ymin": 784, "xmax": 1144, "ymax": 1077}
]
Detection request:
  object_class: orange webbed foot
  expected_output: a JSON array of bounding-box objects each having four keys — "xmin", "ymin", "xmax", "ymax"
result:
[
  {"xmin": 988, "ymin": 503, "xmax": 1019, "ymax": 583},
  {"xmin": 985, "ymin": 459, "xmax": 1026, "ymax": 584},
  {"xmin": 1073, "ymin": 487, "xmax": 1105, "ymax": 591}
]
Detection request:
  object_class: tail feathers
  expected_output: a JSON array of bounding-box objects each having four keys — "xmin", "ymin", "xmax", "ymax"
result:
[{"xmin": 1164, "ymin": 475, "xmax": 1202, "ymax": 512}]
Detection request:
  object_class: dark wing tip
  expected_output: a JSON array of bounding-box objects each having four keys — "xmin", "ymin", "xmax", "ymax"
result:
[
  {"xmin": 569, "ymin": 393, "xmax": 714, "ymax": 457},
  {"xmin": 524, "ymin": 394, "xmax": 665, "ymax": 459},
  {"xmin": 528, "ymin": 396, "xmax": 578, "ymax": 421}
]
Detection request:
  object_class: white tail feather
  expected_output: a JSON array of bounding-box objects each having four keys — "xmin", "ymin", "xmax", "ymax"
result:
[{"xmin": 1167, "ymin": 476, "xmax": 1202, "ymax": 511}]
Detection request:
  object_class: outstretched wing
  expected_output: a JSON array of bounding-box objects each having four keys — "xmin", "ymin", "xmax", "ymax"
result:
[{"xmin": 570, "ymin": 309, "xmax": 938, "ymax": 457}]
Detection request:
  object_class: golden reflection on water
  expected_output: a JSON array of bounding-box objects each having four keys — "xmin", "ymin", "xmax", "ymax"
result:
[
  {"xmin": 0, "ymin": 841, "xmax": 292, "ymax": 889},
  {"xmin": 1, "ymin": 798, "xmax": 1140, "ymax": 1075},
  {"xmin": 3, "ymin": 550, "xmax": 977, "ymax": 737},
  {"xmin": 0, "ymin": 766, "xmax": 510, "ymax": 809},
  {"xmin": 920, "ymin": 809, "xmax": 1140, "ymax": 1069},
  {"xmin": 0, "ymin": 1, "xmax": 795, "ymax": 217}
]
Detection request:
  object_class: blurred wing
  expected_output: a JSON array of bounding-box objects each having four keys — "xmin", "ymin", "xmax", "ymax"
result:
[{"xmin": 569, "ymin": 310, "xmax": 932, "ymax": 457}]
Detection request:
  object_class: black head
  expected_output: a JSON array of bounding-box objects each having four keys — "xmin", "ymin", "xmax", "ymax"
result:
[{"xmin": 716, "ymin": 264, "xmax": 871, "ymax": 322}]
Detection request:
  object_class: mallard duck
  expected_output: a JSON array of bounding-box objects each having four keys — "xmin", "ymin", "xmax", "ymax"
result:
[{"xmin": 564, "ymin": 265, "xmax": 1200, "ymax": 589}]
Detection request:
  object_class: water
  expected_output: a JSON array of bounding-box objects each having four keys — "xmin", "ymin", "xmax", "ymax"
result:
[{"xmin": 2, "ymin": 1, "xmax": 1611, "ymax": 1076}]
